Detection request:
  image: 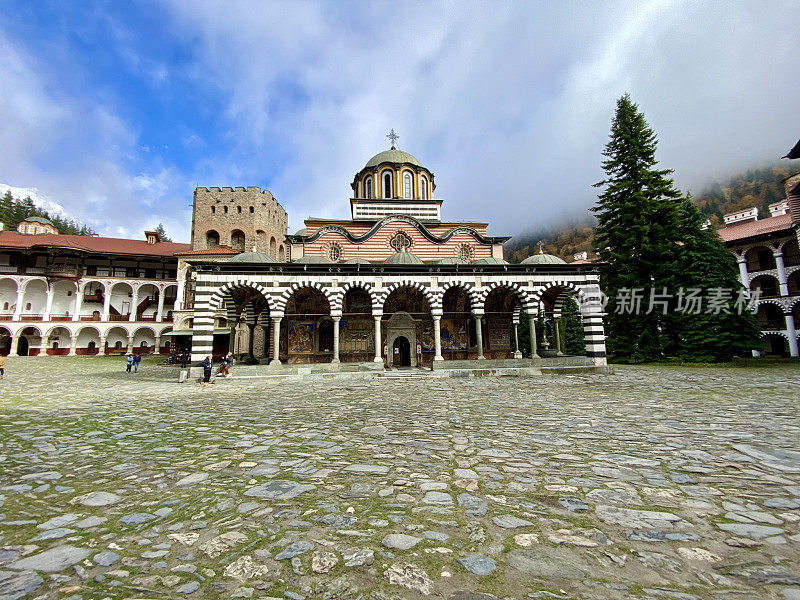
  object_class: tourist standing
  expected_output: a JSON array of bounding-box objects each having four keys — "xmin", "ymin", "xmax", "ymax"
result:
[
  {"xmin": 126, "ymin": 354, "xmax": 133, "ymax": 373},
  {"xmin": 180, "ymin": 351, "xmax": 189, "ymax": 369},
  {"xmin": 133, "ymin": 353, "xmax": 141, "ymax": 373},
  {"xmin": 0, "ymin": 354, "xmax": 6, "ymax": 380},
  {"xmin": 202, "ymin": 355, "xmax": 213, "ymax": 384}
]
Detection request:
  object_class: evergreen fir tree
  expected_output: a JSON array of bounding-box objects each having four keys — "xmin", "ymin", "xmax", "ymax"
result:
[
  {"xmin": 154, "ymin": 223, "xmax": 172, "ymax": 242},
  {"xmin": 0, "ymin": 190, "xmax": 13, "ymax": 228},
  {"xmin": 666, "ymin": 197, "xmax": 761, "ymax": 362},
  {"xmin": 592, "ymin": 94, "xmax": 682, "ymax": 361},
  {"xmin": 561, "ymin": 297, "xmax": 585, "ymax": 355}
]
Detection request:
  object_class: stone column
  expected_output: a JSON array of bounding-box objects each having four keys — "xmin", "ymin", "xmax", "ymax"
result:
[
  {"xmin": 175, "ymin": 277, "xmax": 186, "ymax": 311},
  {"xmin": 373, "ymin": 313, "xmax": 383, "ymax": 363},
  {"xmin": 156, "ymin": 291, "xmax": 166, "ymax": 322},
  {"xmin": 229, "ymin": 324, "xmax": 237, "ymax": 353},
  {"xmin": 9, "ymin": 334, "xmax": 19, "ymax": 356},
  {"xmin": 554, "ymin": 318, "xmax": 563, "ymax": 356},
  {"xmin": 432, "ymin": 314, "xmax": 443, "ymax": 361},
  {"xmin": 513, "ymin": 319, "xmax": 522, "ymax": 358},
  {"xmin": 41, "ymin": 334, "xmax": 50, "ymax": 355},
  {"xmin": 529, "ymin": 313, "xmax": 539, "ymax": 358},
  {"xmin": 72, "ymin": 287, "xmax": 83, "ymax": 322},
  {"xmin": 786, "ymin": 312, "xmax": 799, "ymax": 358},
  {"xmin": 68, "ymin": 334, "xmax": 77, "ymax": 356},
  {"xmin": 12, "ymin": 287, "xmax": 24, "ymax": 320},
  {"xmin": 102, "ymin": 288, "xmax": 112, "ymax": 322},
  {"xmin": 154, "ymin": 335, "xmax": 161, "ymax": 355},
  {"xmin": 129, "ymin": 287, "xmax": 139, "ymax": 322},
  {"xmin": 248, "ymin": 323, "xmax": 256, "ymax": 361},
  {"xmin": 43, "ymin": 288, "xmax": 55, "ymax": 321},
  {"xmin": 126, "ymin": 335, "xmax": 134, "ymax": 354},
  {"xmin": 332, "ymin": 316, "xmax": 341, "ymax": 363},
  {"xmin": 737, "ymin": 256, "xmax": 749, "ymax": 294},
  {"xmin": 270, "ymin": 315, "xmax": 282, "ymax": 365},
  {"xmin": 474, "ymin": 314, "xmax": 485, "ymax": 360},
  {"xmin": 774, "ymin": 249, "xmax": 789, "ymax": 297}
]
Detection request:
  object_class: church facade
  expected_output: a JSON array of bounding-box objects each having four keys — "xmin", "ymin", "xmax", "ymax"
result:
[{"xmin": 184, "ymin": 144, "xmax": 608, "ymax": 370}]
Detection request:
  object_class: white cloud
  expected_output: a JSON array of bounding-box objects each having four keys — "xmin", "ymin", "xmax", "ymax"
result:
[
  {"xmin": 163, "ymin": 0, "xmax": 800, "ymax": 237},
  {"xmin": 0, "ymin": 28, "xmax": 191, "ymax": 241}
]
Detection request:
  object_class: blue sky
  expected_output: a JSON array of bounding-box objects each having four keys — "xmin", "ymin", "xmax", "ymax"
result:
[{"xmin": 1, "ymin": 1, "xmax": 798, "ymax": 242}]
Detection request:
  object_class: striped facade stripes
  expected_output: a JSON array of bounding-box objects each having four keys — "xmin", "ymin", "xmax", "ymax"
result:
[{"xmin": 189, "ymin": 269, "xmax": 608, "ymax": 365}]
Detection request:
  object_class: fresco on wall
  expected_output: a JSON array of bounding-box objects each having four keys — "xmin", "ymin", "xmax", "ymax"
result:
[
  {"xmin": 442, "ymin": 287, "xmax": 471, "ymax": 314},
  {"xmin": 286, "ymin": 288, "xmax": 330, "ymax": 316},
  {"xmin": 441, "ymin": 318, "xmax": 468, "ymax": 350},
  {"xmin": 288, "ymin": 322, "xmax": 315, "ymax": 353},
  {"xmin": 341, "ymin": 317, "xmax": 373, "ymax": 353},
  {"xmin": 384, "ymin": 287, "xmax": 428, "ymax": 315},
  {"xmin": 343, "ymin": 289, "xmax": 371, "ymax": 314},
  {"xmin": 420, "ymin": 321, "xmax": 435, "ymax": 352}
]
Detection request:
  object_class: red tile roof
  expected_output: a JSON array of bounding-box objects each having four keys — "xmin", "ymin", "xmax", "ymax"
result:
[
  {"xmin": 0, "ymin": 231, "xmax": 190, "ymax": 257},
  {"xmin": 716, "ymin": 214, "xmax": 793, "ymax": 243}
]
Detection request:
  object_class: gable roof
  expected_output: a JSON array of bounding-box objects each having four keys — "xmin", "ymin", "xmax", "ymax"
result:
[{"xmin": 0, "ymin": 231, "xmax": 190, "ymax": 257}]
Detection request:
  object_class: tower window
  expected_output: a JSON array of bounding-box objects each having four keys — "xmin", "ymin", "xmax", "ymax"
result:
[
  {"xmin": 211, "ymin": 206, "xmax": 216, "ymax": 213},
  {"xmin": 237, "ymin": 206, "xmax": 242, "ymax": 213},
  {"xmin": 403, "ymin": 172, "xmax": 413, "ymax": 199},
  {"xmin": 382, "ymin": 172, "xmax": 393, "ymax": 198},
  {"xmin": 364, "ymin": 176, "xmax": 372, "ymax": 199},
  {"xmin": 249, "ymin": 206, "xmax": 254, "ymax": 213},
  {"xmin": 223, "ymin": 206, "xmax": 228, "ymax": 214},
  {"xmin": 421, "ymin": 177, "xmax": 428, "ymax": 200}
]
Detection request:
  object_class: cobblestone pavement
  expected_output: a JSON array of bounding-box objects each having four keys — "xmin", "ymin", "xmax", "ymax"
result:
[{"xmin": 1, "ymin": 357, "xmax": 799, "ymax": 600}]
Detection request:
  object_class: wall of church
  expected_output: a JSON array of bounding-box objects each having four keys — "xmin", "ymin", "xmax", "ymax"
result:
[{"xmin": 299, "ymin": 223, "xmax": 494, "ymax": 262}]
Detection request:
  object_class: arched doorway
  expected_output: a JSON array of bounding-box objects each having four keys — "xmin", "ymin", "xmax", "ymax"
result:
[
  {"xmin": 393, "ymin": 335, "xmax": 411, "ymax": 367},
  {"xmin": 17, "ymin": 335, "xmax": 29, "ymax": 356},
  {"xmin": 382, "ymin": 286, "xmax": 432, "ymax": 367}
]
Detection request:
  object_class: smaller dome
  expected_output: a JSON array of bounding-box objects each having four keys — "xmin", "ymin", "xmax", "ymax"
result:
[
  {"xmin": 228, "ymin": 250, "xmax": 271, "ymax": 263},
  {"xmin": 473, "ymin": 257, "xmax": 509, "ymax": 265},
  {"xmin": 294, "ymin": 227, "xmax": 308, "ymax": 236},
  {"xmin": 343, "ymin": 258, "xmax": 372, "ymax": 265},
  {"xmin": 294, "ymin": 255, "xmax": 331, "ymax": 264},
  {"xmin": 521, "ymin": 253, "xmax": 566, "ymax": 265},
  {"xmin": 436, "ymin": 257, "xmax": 465, "ymax": 265},
  {"xmin": 385, "ymin": 251, "xmax": 423, "ymax": 265},
  {"xmin": 23, "ymin": 216, "xmax": 55, "ymax": 225}
]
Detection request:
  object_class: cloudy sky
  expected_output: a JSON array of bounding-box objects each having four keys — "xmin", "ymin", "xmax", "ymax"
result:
[{"xmin": 0, "ymin": 1, "xmax": 798, "ymax": 242}]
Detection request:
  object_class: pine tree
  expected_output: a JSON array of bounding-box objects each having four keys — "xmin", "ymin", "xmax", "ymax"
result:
[
  {"xmin": 154, "ymin": 223, "xmax": 172, "ymax": 242},
  {"xmin": 0, "ymin": 190, "xmax": 13, "ymax": 228},
  {"xmin": 560, "ymin": 297, "xmax": 585, "ymax": 355},
  {"xmin": 592, "ymin": 94, "xmax": 682, "ymax": 361},
  {"xmin": 666, "ymin": 197, "xmax": 761, "ymax": 362}
]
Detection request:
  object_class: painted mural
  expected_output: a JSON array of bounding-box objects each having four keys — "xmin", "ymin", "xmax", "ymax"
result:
[
  {"xmin": 384, "ymin": 287, "xmax": 428, "ymax": 315},
  {"xmin": 440, "ymin": 318, "xmax": 468, "ymax": 350},
  {"xmin": 288, "ymin": 322, "xmax": 315, "ymax": 354},
  {"xmin": 341, "ymin": 317, "xmax": 373, "ymax": 353}
]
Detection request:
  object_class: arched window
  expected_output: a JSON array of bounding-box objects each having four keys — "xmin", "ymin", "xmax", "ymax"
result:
[
  {"xmin": 237, "ymin": 206, "xmax": 242, "ymax": 213},
  {"xmin": 382, "ymin": 171, "xmax": 393, "ymax": 198},
  {"xmin": 403, "ymin": 172, "xmax": 413, "ymax": 199},
  {"xmin": 211, "ymin": 206, "xmax": 216, "ymax": 214},
  {"xmin": 327, "ymin": 243, "xmax": 342, "ymax": 262},
  {"xmin": 364, "ymin": 176, "xmax": 372, "ymax": 199},
  {"xmin": 206, "ymin": 230, "xmax": 220, "ymax": 248},
  {"xmin": 223, "ymin": 206, "xmax": 228, "ymax": 214},
  {"xmin": 249, "ymin": 206, "xmax": 254, "ymax": 213},
  {"xmin": 231, "ymin": 230, "xmax": 246, "ymax": 252},
  {"xmin": 420, "ymin": 177, "xmax": 428, "ymax": 200}
]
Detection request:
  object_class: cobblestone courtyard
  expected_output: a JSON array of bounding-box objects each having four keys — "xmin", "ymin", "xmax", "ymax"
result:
[{"xmin": 1, "ymin": 358, "xmax": 799, "ymax": 600}]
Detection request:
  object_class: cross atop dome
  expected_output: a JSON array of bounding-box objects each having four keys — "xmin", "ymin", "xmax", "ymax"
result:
[{"xmin": 386, "ymin": 128, "xmax": 399, "ymax": 149}]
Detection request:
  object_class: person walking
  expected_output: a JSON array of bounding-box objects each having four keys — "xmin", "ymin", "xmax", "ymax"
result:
[
  {"xmin": 202, "ymin": 355, "xmax": 213, "ymax": 384},
  {"xmin": 133, "ymin": 353, "xmax": 141, "ymax": 373},
  {"xmin": 0, "ymin": 354, "xmax": 6, "ymax": 380},
  {"xmin": 180, "ymin": 351, "xmax": 189, "ymax": 369},
  {"xmin": 126, "ymin": 354, "xmax": 133, "ymax": 373}
]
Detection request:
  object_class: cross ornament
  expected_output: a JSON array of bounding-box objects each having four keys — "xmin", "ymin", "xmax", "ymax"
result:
[{"xmin": 386, "ymin": 128, "xmax": 399, "ymax": 148}]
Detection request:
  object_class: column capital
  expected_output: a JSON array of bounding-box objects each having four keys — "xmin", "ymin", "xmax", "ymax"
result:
[
  {"xmin": 331, "ymin": 315, "xmax": 341, "ymax": 322},
  {"xmin": 271, "ymin": 312, "xmax": 284, "ymax": 320},
  {"xmin": 372, "ymin": 310, "xmax": 383, "ymax": 318},
  {"xmin": 471, "ymin": 310, "xmax": 484, "ymax": 318}
]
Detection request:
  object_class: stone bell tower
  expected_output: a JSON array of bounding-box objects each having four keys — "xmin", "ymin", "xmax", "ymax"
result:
[{"xmin": 190, "ymin": 186, "xmax": 289, "ymax": 260}]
